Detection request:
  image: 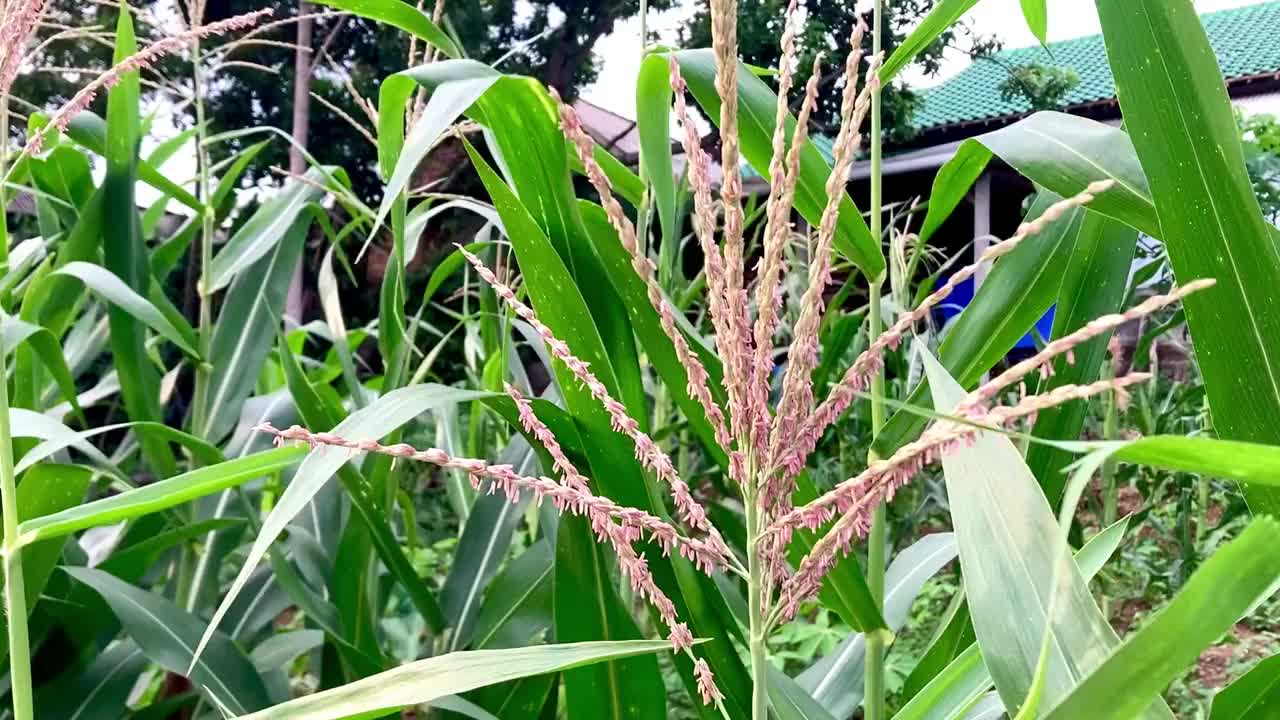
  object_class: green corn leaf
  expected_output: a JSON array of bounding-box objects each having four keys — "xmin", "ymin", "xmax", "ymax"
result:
[
  {"xmin": 14, "ymin": 418, "xmax": 222, "ymax": 474},
  {"xmin": 370, "ymin": 77, "xmax": 496, "ymax": 239},
  {"xmin": 54, "ymin": 261, "xmax": 199, "ymax": 359},
  {"xmin": 1044, "ymin": 517, "xmax": 1280, "ymax": 720},
  {"xmin": 233, "ymin": 641, "xmax": 676, "ymax": 720},
  {"xmin": 635, "ymin": 52, "xmax": 678, "ymax": 246},
  {"xmin": 1025, "ymin": 211, "xmax": 1137, "ymax": 501},
  {"xmin": 311, "ymin": 0, "xmax": 460, "ymax": 58},
  {"xmin": 892, "ymin": 517, "xmax": 1130, "ymax": 720},
  {"xmin": 35, "ymin": 640, "xmax": 147, "ymax": 720},
  {"xmin": 62, "ymin": 111, "xmax": 203, "ymax": 213},
  {"xmin": 880, "ymin": 0, "xmax": 982, "ymax": 83},
  {"xmin": 1101, "ymin": 436, "xmax": 1280, "ymax": 487},
  {"xmin": 17, "ymin": 447, "xmax": 306, "ymax": 544},
  {"xmin": 276, "ymin": 333, "xmax": 447, "ymax": 636},
  {"xmin": 204, "ymin": 167, "xmax": 332, "ymax": 293},
  {"xmin": 670, "ymin": 49, "xmax": 884, "ymax": 278},
  {"xmin": 2, "ymin": 316, "xmax": 84, "ymax": 418},
  {"xmin": 441, "ymin": 439, "xmax": 536, "ymax": 651},
  {"xmin": 1096, "ymin": 0, "xmax": 1280, "ymax": 514},
  {"xmin": 1020, "ymin": 0, "xmax": 1048, "ymax": 44},
  {"xmin": 797, "ymin": 533, "xmax": 958, "ymax": 718},
  {"xmin": 1211, "ymin": 652, "xmax": 1280, "ymax": 720},
  {"xmin": 469, "ymin": 540, "xmax": 553, "ymax": 650},
  {"xmin": 102, "ymin": 8, "xmax": 177, "ymax": 478},
  {"xmin": 0, "ymin": 465, "xmax": 90, "ymax": 665},
  {"xmin": 921, "ymin": 350, "xmax": 1171, "ymax": 718},
  {"xmin": 916, "ymin": 142, "xmax": 990, "ymax": 248},
  {"xmin": 197, "ymin": 211, "xmax": 309, "ymax": 443},
  {"xmin": 556, "ymin": 511, "xmax": 667, "ymax": 720},
  {"xmin": 875, "ymin": 191, "xmax": 1085, "ymax": 459},
  {"xmin": 65, "ymin": 567, "xmax": 273, "ymax": 716}
]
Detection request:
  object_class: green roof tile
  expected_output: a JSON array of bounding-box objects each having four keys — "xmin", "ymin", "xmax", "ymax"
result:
[
  {"xmin": 912, "ymin": 0, "xmax": 1280, "ymax": 131},
  {"xmin": 740, "ymin": 2, "xmax": 1280, "ymax": 181}
]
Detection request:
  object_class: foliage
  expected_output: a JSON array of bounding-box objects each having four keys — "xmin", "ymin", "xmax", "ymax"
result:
[
  {"xmin": 1, "ymin": 0, "xmax": 1280, "ymax": 719},
  {"xmin": 997, "ymin": 61, "xmax": 1082, "ymax": 111},
  {"xmin": 679, "ymin": 0, "xmax": 1000, "ymax": 138}
]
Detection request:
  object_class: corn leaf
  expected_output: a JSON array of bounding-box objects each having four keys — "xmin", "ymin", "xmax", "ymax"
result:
[
  {"xmin": 311, "ymin": 0, "xmax": 460, "ymax": 58},
  {"xmin": 233, "ymin": 641, "xmax": 676, "ymax": 720},
  {"xmin": 65, "ymin": 567, "xmax": 272, "ymax": 716},
  {"xmin": 1025, "ymin": 212, "xmax": 1137, "ymax": 501},
  {"xmin": 1043, "ymin": 517, "xmax": 1280, "ymax": 720},
  {"xmin": 1096, "ymin": 0, "xmax": 1280, "ymax": 514},
  {"xmin": 101, "ymin": 9, "xmax": 177, "ymax": 478},
  {"xmin": 1211, "ymin": 653, "xmax": 1280, "ymax": 720},
  {"xmin": 921, "ymin": 350, "xmax": 1171, "ymax": 717},
  {"xmin": 17, "ymin": 447, "xmax": 306, "ymax": 544},
  {"xmin": 196, "ymin": 385, "xmax": 489, "ymax": 667}
]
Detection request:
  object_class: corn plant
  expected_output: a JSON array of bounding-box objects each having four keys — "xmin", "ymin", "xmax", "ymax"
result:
[{"xmin": 3, "ymin": 0, "xmax": 1280, "ymax": 718}]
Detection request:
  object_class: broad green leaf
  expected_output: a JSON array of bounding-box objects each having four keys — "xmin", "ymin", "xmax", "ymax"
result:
[
  {"xmin": 197, "ymin": 211, "xmax": 308, "ymax": 443},
  {"xmin": 17, "ymin": 447, "xmax": 305, "ymax": 544},
  {"xmin": 53, "ymin": 261, "xmax": 199, "ymax": 359},
  {"xmin": 1020, "ymin": 0, "xmax": 1048, "ymax": 43},
  {"xmin": 1026, "ymin": 211, "xmax": 1137, "ymax": 501},
  {"xmin": 470, "ymin": 540, "xmax": 553, "ymax": 650},
  {"xmin": 556, "ymin": 514, "xmax": 667, "ymax": 720},
  {"xmin": 0, "ymin": 465, "xmax": 90, "ymax": 665},
  {"xmin": 102, "ymin": 8, "xmax": 177, "ymax": 478},
  {"xmin": 371, "ymin": 77, "xmax": 497, "ymax": 238},
  {"xmin": 921, "ymin": 350, "xmax": 1170, "ymax": 717},
  {"xmin": 233, "ymin": 641, "xmax": 676, "ymax": 720},
  {"xmin": 892, "ymin": 517, "xmax": 1130, "ymax": 720},
  {"xmin": 8, "ymin": 408, "xmax": 113, "ymax": 470},
  {"xmin": 14, "ymin": 419, "xmax": 222, "ymax": 475},
  {"xmin": 880, "ymin": 0, "xmax": 981, "ymax": 83},
  {"xmin": 35, "ymin": 640, "xmax": 147, "ymax": 720},
  {"xmin": 2, "ymin": 316, "xmax": 84, "ymax": 418},
  {"xmin": 770, "ymin": 667, "xmax": 839, "ymax": 720},
  {"xmin": 798, "ymin": 533, "xmax": 958, "ymax": 718},
  {"xmin": 1044, "ymin": 517, "xmax": 1280, "ymax": 720},
  {"xmin": 1211, "ymin": 652, "xmax": 1280, "ymax": 720},
  {"xmin": 66, "ymin": 567, "xmax": 272, "ymax": 716},
  {"xmin": 1094, "ymin": 435, "xmax": 1280, "ymax": 488},
  {"xmin": 916, "ymin": 142, "xmax": 990, "ymax": 247},
  {"xmin": 670, "ymin": 49, "xmax": 884, "ymax": 278},
  {"xmin": 1097, "ymin": 0, "xmax": 1280, "ymax": 514},
  {"xmin": 636, "ymin": 52, "xmax": 678, "ymax": 246},
  {"xmin": 441, "ymin": 439, "xmax": 536, "ymax": 651},
  {"xmin": 579, "ymin": 201, "xmax": 727, "ymax": 467},
  {"xmin": 251, "ymin": 630, "xmax": 326, "ymax": 672},
  {"xmin": 276, "ymin": 333, "xmax": 447, "ymax": 636},
  {"xmin": 205, "ymin": 168, "xmax": 330, "ymax": 293},
  {"xmin": 196, "ymin": 385, "xmax": 490, "ymax": 667},
  {"xmin": 875, "ymin": 192, "xmax": 1084, "ymax": 458},
  {"xmin": 963, "ymin": 112, "xmax": 1156, "ymax": 236},
  {"xmin": 311, "ymin": 0, "xmax": 460, "ymax": 58}
]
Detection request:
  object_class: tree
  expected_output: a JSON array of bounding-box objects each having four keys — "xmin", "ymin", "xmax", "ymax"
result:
[
  {"xmin": 10, "ymin": 0, "xmax": 667, "ymax": 202},
  {"xmin": 680, "ymin": 0, "xmax": 998, "ymax": 142},
  {"xmin": 997, "ymin": 61, "xmax": 1081, "ymax": 111}
]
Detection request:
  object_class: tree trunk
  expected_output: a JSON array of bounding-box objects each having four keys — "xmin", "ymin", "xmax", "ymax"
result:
[{"xmin": 285, "ymin": 1, "xmax": 313, "ymax": 321}]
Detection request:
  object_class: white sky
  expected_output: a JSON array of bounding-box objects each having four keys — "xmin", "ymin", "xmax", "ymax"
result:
[{"xmin": 581, "ymin": 0, "xmax": 1268, "ymax": 120}]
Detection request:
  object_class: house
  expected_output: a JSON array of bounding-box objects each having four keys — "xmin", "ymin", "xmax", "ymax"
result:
[{"xmin": 843, "ymin": 0, "xmax": 1280, "ymax": 264}]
